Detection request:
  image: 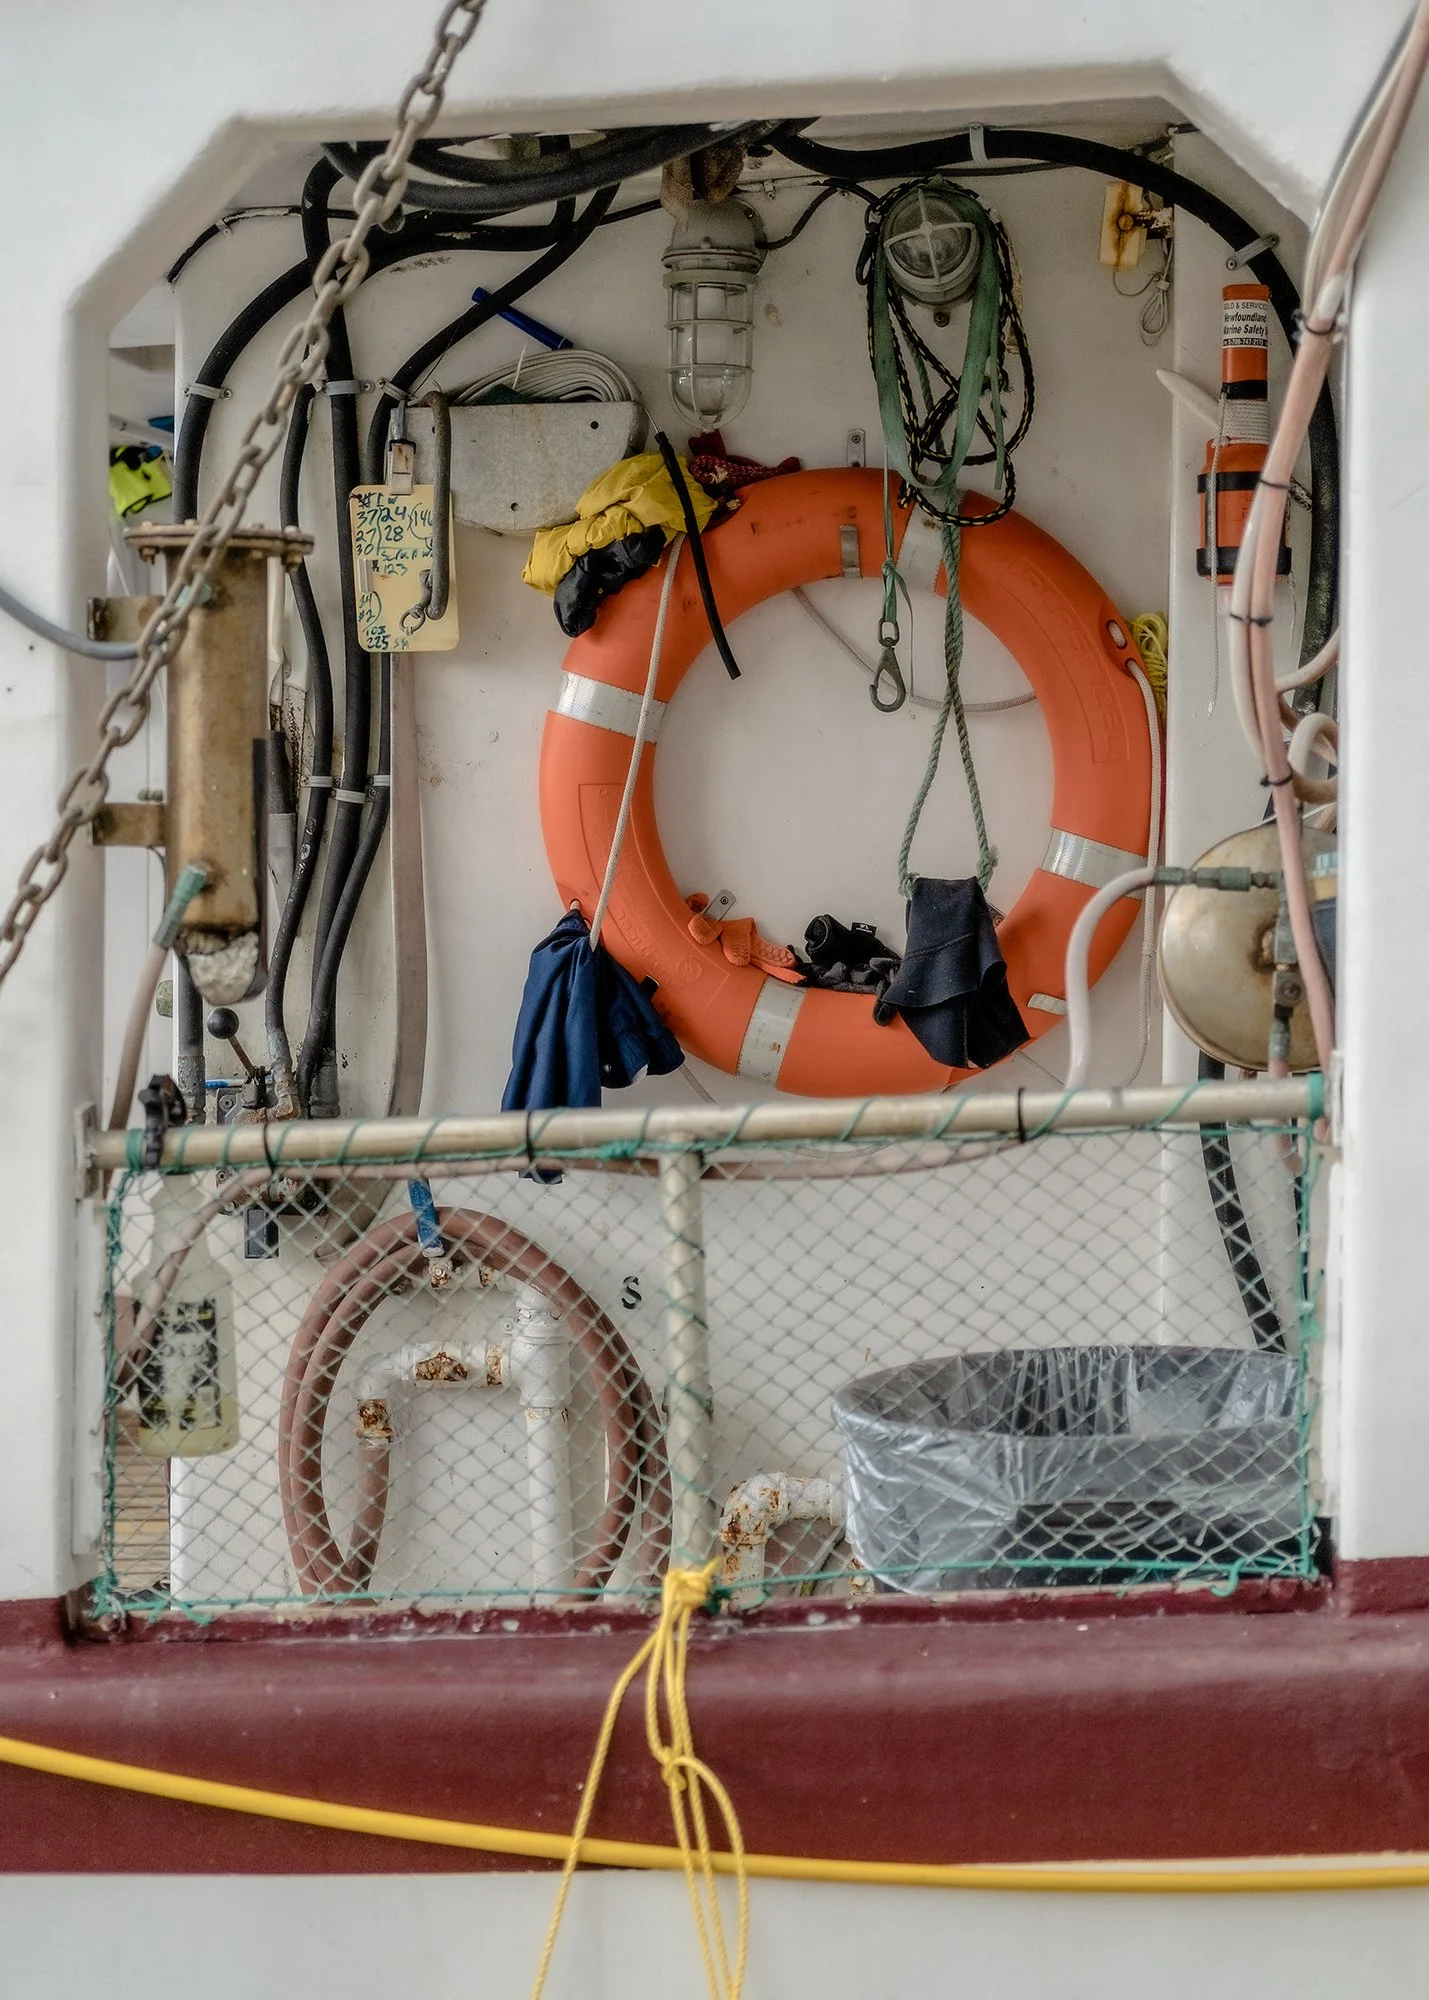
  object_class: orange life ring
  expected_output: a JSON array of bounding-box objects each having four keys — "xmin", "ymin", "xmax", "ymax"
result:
[{"xmin": 540, "ymin": 468, "xmax": 1153, "ymax": 1098}]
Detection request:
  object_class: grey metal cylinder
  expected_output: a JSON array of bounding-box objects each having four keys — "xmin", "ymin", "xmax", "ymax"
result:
[{"xmin": 128, "ymin": 523, "xmax": 311, "ymax": 1003}]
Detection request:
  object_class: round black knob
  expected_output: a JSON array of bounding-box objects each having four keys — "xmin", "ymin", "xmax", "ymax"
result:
[{"xmin": 206, "ymin": 1007, "xmax": 240, "ymax": 1041}]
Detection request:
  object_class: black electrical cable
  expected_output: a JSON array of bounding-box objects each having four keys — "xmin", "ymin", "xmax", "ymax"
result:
[
  {"xmin": 265, "ymin": 384, "xmax": 334, "ymax": 1104},
  {"xmin": 763, "ymin": 180, "xmax": 875, "ymax": 251},
  {"xmin": 1196, "ymin": 1052, "xmax": 1286, "ymax": 1353},
  {"xmin": 171, "ymin": 211, "xmax": 591, "ymax": 519},
  {"xmin": 172, "ymin": 259, "xmax": 310, "ymax": 520},
  {"xmin": 361, "ymin": 183, "xmax": 618, "ymax": 481},
  {"xmin": 297, "ymin": 657, "xmax": 392, "ymax": 1110},
  {"xmin": 653, "ymin": 429, "xmax": 741, "ymax": 681},
  {"xmin": 323, "ymin": 123, "xmax": 764, "ymax": 218},
  {"xmin": 771, "ymin": 122, "xmax": 1339, "ymax": 665},
  {"xmin": 166, "ymin": 203, "xmax": 588, "ymax": 288},
  {"xmin": 298, "ymin": 158, "xmax": 370, "ymax": 1118},
  {"xmin": 173, "ymin": 954, "xmax": 206, "ymax": 1124}
]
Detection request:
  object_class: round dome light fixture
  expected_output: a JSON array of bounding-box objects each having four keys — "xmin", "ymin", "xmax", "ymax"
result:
[{"xmin": 882, "ymin": 185, "xmax": 983, "ymax": 307}]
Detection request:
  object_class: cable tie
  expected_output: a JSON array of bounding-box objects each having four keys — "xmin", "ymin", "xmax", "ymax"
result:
[
  {"xmin": 319, "ymin": 379, "xmax": 369, "ymax": 396},
  {"xmin": 185, "ymin": 382, "xmax": 230, "ymax": 401},
  {"xmin": 335, "ymin": 787, "xmax": 367, "ymax": 805},
  {"xmin": 967, "ymin": 124, "xmax": 988, "ymax": 165},
  {"xmin": 1260, "ymin": 772, "xmax": 1294, "ymax": 788},
  {"xmin": 1226, "ymin": 610, "xmax": 1274, "ymax": 627},
  {"xmin": 1257, "ymin": 478, "xmax": 1291, "ymax": 492},
  {"xmin": 1225, "ymin": 232, "xmax": 1279, "ymax": 269}
]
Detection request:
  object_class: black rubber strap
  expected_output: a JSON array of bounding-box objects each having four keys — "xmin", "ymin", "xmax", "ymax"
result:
[{"xmin": 653, "ymin": 430, "xmax": 742, "ymax": 681}]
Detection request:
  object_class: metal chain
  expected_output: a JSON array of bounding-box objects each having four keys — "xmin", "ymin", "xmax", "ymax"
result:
[{"xmin": 0, "ymin": 0, "xmax": 490, "ymax": 991}]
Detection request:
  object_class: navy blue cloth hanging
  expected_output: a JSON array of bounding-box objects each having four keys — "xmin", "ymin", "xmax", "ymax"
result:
[
  {"xmin": 872, "ymin": 877, "xmax": 1029, "ymax": 1069},
  {"xmin": 502, "ymin": 908, "xmax": 684, "ymax": 1114}
]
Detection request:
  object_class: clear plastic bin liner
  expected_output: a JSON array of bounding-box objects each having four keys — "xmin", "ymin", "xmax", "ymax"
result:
[{"xmin": 832, "ymin": 1347, "xmax": 1302, "ymax": 1590}]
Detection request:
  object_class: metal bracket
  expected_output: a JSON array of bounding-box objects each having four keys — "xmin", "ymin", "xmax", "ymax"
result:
[
  {"xmin": 845, "ymin": 428, "xmax": 866, "ymax": 468},
  {"xmin": 838, "ymin": 524, "xmax": 862, "ymax": 580},
  {"xmin": 87, "ymin": 595, "xmax": 161, "ymax": 648},
  {"xmin": 385, "ymin": 438, "xmax": 416, "ymax": 496},
  {"xmin": 90, "ymin": 801, "xmax": 166, "ymax": 848},
  {"xmin": 73, "ymin": 1102, "xmax": 99, "ymax": 1202},
  {"xmin": 704, "ymin": 889, "xmax": 737, "ymax": 923}
]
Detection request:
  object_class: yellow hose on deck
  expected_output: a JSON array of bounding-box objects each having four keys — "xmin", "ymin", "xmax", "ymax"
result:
[{"xmin": 1, "ymin": 1727, "xmax": 1427, "ymax": 1893}]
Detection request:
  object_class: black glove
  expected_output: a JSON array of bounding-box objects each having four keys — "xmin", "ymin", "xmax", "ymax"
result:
[{"xmin": 554, "ymin": 526, "xmax": 668, "ymax": 638}]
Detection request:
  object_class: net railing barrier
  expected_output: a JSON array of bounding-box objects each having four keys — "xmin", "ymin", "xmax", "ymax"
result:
[{"xmin": 89, "ymin": 1079, "xmax": 1324, "ymax": 1619}]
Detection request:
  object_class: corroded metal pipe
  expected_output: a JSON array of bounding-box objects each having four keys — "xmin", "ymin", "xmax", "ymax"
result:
[{"xmin": 127, "ymin": 522, "xmax": 311, "ymax": 1004}]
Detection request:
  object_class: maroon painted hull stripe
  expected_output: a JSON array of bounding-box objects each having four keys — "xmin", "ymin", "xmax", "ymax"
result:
[{"xmin": 0, "ymin": 1565, "xmax": 1425, "ymax": 1875}]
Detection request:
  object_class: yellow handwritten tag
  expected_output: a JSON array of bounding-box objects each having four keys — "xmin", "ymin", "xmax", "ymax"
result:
[{"xmin": 348, "ymin": 483, "xmax": 459, "ymax": 653}]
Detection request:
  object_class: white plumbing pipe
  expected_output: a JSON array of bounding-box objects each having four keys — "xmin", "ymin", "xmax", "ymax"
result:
[
  {"xmin": 356, "ymin": 1337, "xmax": 506, "ymax": 1403},
  {"xmin": 508, "ymin": 1297, "xmax": 574, "ymax": 1595},
  {"xmin": 354, "ymin": 1282, "xmax": 575, "ymax": 1594},
  {"xmin": 719, "ymin": 1472, "xmax": 844, "ymax": 1604},
  {"xmin": 1063, "ymin": 866, "xmax": 1159, "ymax": 1090}
]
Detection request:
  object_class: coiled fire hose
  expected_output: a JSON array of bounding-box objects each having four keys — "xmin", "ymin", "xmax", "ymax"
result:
[{"xmin": 276, "ymin": 1207, "xmax": 668, "ymax": 1597}]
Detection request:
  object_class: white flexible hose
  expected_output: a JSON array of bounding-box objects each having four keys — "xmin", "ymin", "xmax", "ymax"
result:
[
  {"xmin": 447, "ymin": 349, "xmax": 642, "ymax": 407},
  {"xmin": 1278, "ymin": 627, "xmax": 1339, "ymax": 693},
  {"xmin": 1287, "ymin": 710, "xmax": 1339, "ymax": 804},
  {"xmin": 1228, "ymin": 0, "xmax": 1429, "ymax": 1078},
  {"xmin": 106, "ymin": 941, "xmax": 166, "ymax": 1134},
  {"xmin": 587, "ymin": 534, "xmax": 685, "ymax": 952},
  {"xmin": 1117, "ymin": 659, "xmax": 1165, "ymax": 1087},
  {"xmin": 1063, "ymin": 867, "xmax": 1159, "ymax": 1091}
]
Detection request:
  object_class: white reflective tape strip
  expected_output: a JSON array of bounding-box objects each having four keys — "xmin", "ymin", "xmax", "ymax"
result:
[
  {"xmin": 336, "ymin": 788, "xmax": 367, "ymax": 805},
  {"xmin": 1027, "ymin": 992, "xmax": 1067, "ymax": 1015},
  {"xmin": 736, "ymin": 979, "xmax": 805, "ymax": 1084},
  {"xmin": 555, "ymin": 672, "xmax": 667, "ymax": 743},
  {"xmin": 306, "ymin": 775, "xmax": 334, "ymax": 789},
  {"xmin": 899, "ymin": 507, "xmax": 944, "ymax": 597},
  {"xmin": 1041, "ymin": 829, "xmax": 1148, "ymax": 891}
]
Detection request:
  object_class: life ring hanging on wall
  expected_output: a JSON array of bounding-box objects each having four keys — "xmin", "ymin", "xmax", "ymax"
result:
[{"xmin": 539, "ymin": 468, "xmax": 1154, "ymax": 1099}]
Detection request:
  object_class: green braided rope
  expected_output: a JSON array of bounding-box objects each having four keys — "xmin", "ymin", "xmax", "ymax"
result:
[{"xmin": 893, "ymin": 337, "xmax": 998, "ymax": 899}]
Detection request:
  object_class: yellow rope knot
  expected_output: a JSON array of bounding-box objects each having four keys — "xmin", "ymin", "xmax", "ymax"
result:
[{"xmin": 532, "ymin": 1559, "xmax": 747, "ymax": 2000}]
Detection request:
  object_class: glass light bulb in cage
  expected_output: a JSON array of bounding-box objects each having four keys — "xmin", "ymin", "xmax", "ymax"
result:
[
  {"xmin": 662, "ymin": 200, "xmax": 766, "ymax": 427},
  {"xmin": 882, "ymin": 185, "xmax": 982, "ymax": 307}
]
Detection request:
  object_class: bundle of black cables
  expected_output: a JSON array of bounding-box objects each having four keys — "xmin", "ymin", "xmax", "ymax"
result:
[{"xmin": 857, "ymin": 179, "xmax": 1035, "ymax": 525}]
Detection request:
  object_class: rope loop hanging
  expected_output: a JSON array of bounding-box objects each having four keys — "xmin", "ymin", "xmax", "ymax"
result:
[{"xmin": 864, "ymin": 182, "xmax": 1031, "ymax": 893}]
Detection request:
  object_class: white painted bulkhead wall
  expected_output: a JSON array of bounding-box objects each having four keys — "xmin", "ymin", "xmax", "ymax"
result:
[
  {"xmin": 0, "ymin": 0, "xmax": 1393, "ymax": 1592},
  {"xmin": 0, "ymin": 3, "xmax": 1418, "ymax": 1989},
  {"xmin": 158, "ymin": 133, "xmax": 1312, "ymax": 1604}
]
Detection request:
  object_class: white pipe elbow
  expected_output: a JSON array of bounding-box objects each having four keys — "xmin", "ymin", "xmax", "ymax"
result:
[
  {"xmin": 720, "ymin": 1472, "xmax": 844, "ymax": 1600},
  {"xmin": 507, "ymin": 1300, "xmax": 569, "ymax": 1414}
]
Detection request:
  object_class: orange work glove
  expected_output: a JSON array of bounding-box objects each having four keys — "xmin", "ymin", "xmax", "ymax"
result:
[{"xmin": 686, "ymin": 894, "xmax": 803, "ymax": 985}]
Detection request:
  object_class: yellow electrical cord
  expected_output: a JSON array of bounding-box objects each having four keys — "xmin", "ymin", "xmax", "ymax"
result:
[
  {"xmin": 532, "ymin": 1561, "xmax": 747, "ymax": 2000},
  {"xmin": 3, "ymin": 1684, "xmax": 1429, "ymax": 1895},
  {"xmin": 1130, "ymin": 611, "xmax": 1169, "ymax": 721}
]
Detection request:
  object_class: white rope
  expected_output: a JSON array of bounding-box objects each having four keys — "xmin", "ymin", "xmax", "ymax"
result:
[
  {"xmin": 588, "ymin": 535, "xmax": 685, "ymax": 952},
  {"xmin": 790, "ymin": 585, "xmax": 1035, "ymax": 715}
]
